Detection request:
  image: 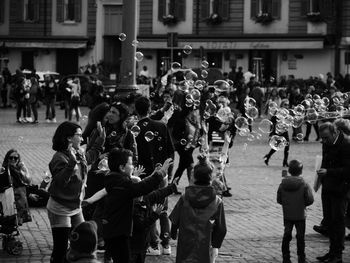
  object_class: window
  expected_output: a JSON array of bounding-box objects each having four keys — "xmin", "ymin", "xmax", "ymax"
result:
[
  {"xmin": 0, "ymin": 0, "xmax": 4, "ymax": 23},
  {"xmin": 251, "ymin": 0, "xmax": 281, "ymax": 19},
  {"xmin": 15, "ymin": 0, "xmax": 39, "ymax": 22},
  {"xmin": 300, "ymin": 0, "xmax": 333, "ymax": 17},
  {"xmin": 200, "ymin": 0, "xmax": 229, "ymax": 20},
  {"xmin": 57, "ymin": 0, "xmax": 82, "ymax": 23},
  {"xmin": 158, "ymin": 0, "xmax": 186, "ymax": 21}
]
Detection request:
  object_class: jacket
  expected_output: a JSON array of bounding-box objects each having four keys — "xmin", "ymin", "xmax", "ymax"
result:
[
  {"xmin": 48, "ymin": 137, "xmax": 104, "ymax": 210},
  {"xmin": 169, "ymin": 185, "xmax": 226, "ymax": 263},
  {"xmin": 131, "ymin": 183, "xmax": 177, "ymax": 253},
  {"xmin": 277, "ymin": 176, "xmax": 314, "ymax": 220},
  {"xmin": 102, "ymin": 170, "xmax": 164, "ymax": 239},
  {"xmin": 136, "ymin": 117, "xmax": 174, "ymax": 177},
  {"xmin": 321, "ymin": 132, "xmax": 350, "ymax": 196}
]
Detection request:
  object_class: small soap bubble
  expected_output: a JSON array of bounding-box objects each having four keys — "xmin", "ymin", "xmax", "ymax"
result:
[
  {"xmin": 0, "ymin": 167, "xmax": 5, "ymax": 174},
  {"xmin": 154, "ymin": 131, "xmax": 159, "ymax": 137},
  {"xmin": 183, "ymin": 45, "xmax": 192, "ymax": 55},
  {"xmin": 258, "ymin": 119, "xmax": 273, "ymax": 134},
  {"xmin": 201, "ymin": 70, "xmax": 208, "ymax": 78},
  {"xmin": 180, "ymin": 139, "xmax": 187, "ymax": 145},
  {"xmin": 246, "ymin": 107, "xmax": 259, "ymax": 119},
  {"xmin": 269, "ymin": 135, "xmax": 287, "ymax": 151},
  {"xmin": 135, "ymin": 52, "xmax": 144, "ymax": 62},
  {"xmin": 130, "ymin": 125, "xmax": 141, "ymax": 137},
  {"xmin": 142, "ymin": 121, "xmax": 148, "ymax": 127},
  {"xmin": 131, "ymin": 40, "xmax": 139, "ymax": 47},
  {"xmin": 296, "ymin": 133, "xmax": 304, "ymax": 140},
  {"xmin": 144, "ymin": 131, "xmax": 155, "ymax": 142},
  {"xmin": 201, "ymin": 60, "xmax": 209, "ymax": 69},
  {"xmin": 118, "ymin": 33, "xmax": 127, "ymax": 41},
  {"xmin": 171, "ymin": 62, "xmax": 181, "ymax": 71},
  {"xmin": 18, "ymin": 136, "xmax": 24, "ymax": 143}
]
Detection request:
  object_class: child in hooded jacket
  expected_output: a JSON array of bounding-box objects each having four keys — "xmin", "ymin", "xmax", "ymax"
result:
[
  {"xmin": 170, "ymin": 155, "xmax": 227, "ymax": 263},
  {"xmin": 277, "ymin": 160, "xmax": 314, "ymax": 263}
]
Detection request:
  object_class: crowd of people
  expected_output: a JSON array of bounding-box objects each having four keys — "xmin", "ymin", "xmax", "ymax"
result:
[{"xmin": 1, "ymin": 64, "xmax": 350, "ymax": 263}]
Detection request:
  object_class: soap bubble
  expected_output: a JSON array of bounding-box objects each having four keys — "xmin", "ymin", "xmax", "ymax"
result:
[
  {"xmin": 183, "ymin": 45, "xmax": 192, "ymax": 55},
  {"xmin": 258, "ymin": 119, "xmax": 273, "ymax": 134},
  {"xmin": 296, "ymin": 133, "xmax": 304, "ymax": 140},
  {"xmin": 130, "ymin": 125, "xmax": 140, "ymax": 137},
  {"xmin": 247, "ymin": 134, "xmax": 255, "ymax": 142},
  {"xmin": 305, "ymin": 108, "xmax": 318, "ymax": 124},
  {"xmin": 201, "ymin": 60, "xmax": 209, "ymax": 68},
  {"xmin": 292, "ymin": 115, "xmax": 304, "ymax": 128},
  {"xmin": 294, "ymin": 105, "xmax": 305, "ymax": 115},
  {"xmin": 144, "ymin": 131, "xmax": 155, "ymax": 142},
  {"xmin": 246, "ymin": 107, "xmax": 259, "ymax": 119},
  {"xmin": 322, "ymin": 97, "xmax": 330, "ymax": 107},
  {"xmin": 0, "ymin": 167, "xmax": 5, "ymax": 174},
  {"xmin": 244, "ymin": 97, "xmax": 256, "ymax": 108},
  {"xmin": 18, "ymin": 136, "xmax": 24, "ymax": 143},
  {"xmin": 214, "ymin": 80, "xmax": 230, "ymax": 93},
  {"xmin": 269, "ymin": 135, "xmax": 287, "ymax": 151},
  {"xmin": 201, "ymin": 70, "xmax": 208, "ymax": 78},
  {"xmin": 180, "ymin": 139, "xmax": 187, "ymax": 145},
  {"xmin": 135, "ymin": 52, "xmax": 144, "ymax": 62},
  {"xmin": 235, "ymin": 116, "xmax": 249, "ymax": 131},
  {"xmin": 131, "ymin": 40, "xmax": 139, "ymax": 47},
  {"xmin": 191, "ymin": 89, "xmax": 201, "ymax": 101},
  {"xmin": 171, "ymin": 62, "xmax": 181, "ymax": 71},
  {"xmin": 184, "ymin": 70, "xmax": 198, "ymax": 81},
  {"xmin": 269, "ymin": 106, "xmax": 278, "ymax": 116},
  {"xmin": 118, "ymin": 33, "xmax": 127, "ymax": 41},
  {"xmin": 204, "ymin": 99, "xmax": 217, "ymax": 116},
  {"xmin": 98, "ymin": 157, "xmax": 109, "ymax": 171}
]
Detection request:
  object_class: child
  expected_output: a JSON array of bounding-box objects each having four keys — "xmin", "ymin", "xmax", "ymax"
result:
[
  {"xmin": 102, "ymin": 148, "xmax": 172, "ymax": 263},
  {"xmin": 169, "ymin": 155, "xmax": 227, "ymax": 263},
  {"xmin": 277, "ymin": 160, "xmax": 314, "ymax": 263},
  {"xmin": 66, "ymin": 221, "xmax": 101, "ymax": 263}
]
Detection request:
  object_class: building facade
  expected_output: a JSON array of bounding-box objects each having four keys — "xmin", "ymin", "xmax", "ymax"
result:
[{"xmin": 0, "ymin": 0, "xmax": 96, "ymax": 74}]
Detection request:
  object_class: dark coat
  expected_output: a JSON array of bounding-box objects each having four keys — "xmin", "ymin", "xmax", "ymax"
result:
[
  {"xmin": 136, "ymin": 117, "xmax": 174, "ymax": 177},
  {"xmin": 169, "ymin": 185, "xmax": 226, "ymax": 263},
  {"xmin": 277, "ymin": 176, "xmax": 314, "ymax": 220},
  {"xmin": 321, "ymin": 132, "xmax": 350, "ymax": 196},
  {"xmin": 131, "ymin": 184, "xmax": 177, "ymax": 253},
  {"xmin": 102, "ymin": 170, "xmax": 164, "ymax": 239}
]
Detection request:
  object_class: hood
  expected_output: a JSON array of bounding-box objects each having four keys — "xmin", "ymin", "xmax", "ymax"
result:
[
  {"xmin": 281, "ymin": 176, "xmax": 305, "ymax": 192},
  {"xmin": 184, "ymin": 185, "xmax": 216, "ymax": 208}
]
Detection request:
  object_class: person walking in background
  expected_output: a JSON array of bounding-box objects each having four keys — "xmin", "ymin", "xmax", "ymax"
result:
[
  {"xmin": 28, "ymin": 77, "xmax": 40, "ymax": 124},
  {"xmin": 14, "ymin": 76, "xmax": 26, "ymax": 123},
  {"xmin": 277, "ymin": 160, "xmax": 314, "ymax": 263},
  {"xmin": 67, "ymin": 78, "xmax": 81, "ymax": 123},
  {"xmin": 170, "ymin": 155, "xmax": 227, "ymax": 263},
  {"xmin": 47, "ymin": 121, "xmax": 105, "ymax": 263},
  {"xmin": 2, "ymin": 67, "xmax": 12, "ymax": 108},
  {"xmin": 43, "ymin": 75, "xmax": 58, "ymax": 123}
]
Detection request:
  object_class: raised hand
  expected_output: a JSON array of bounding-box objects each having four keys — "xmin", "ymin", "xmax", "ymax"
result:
[
  {"xmin": 97, "ymin": 121, "xmax": 106, "ymax": 140},
  {"xmin": 152, "ymin": 203, "xmax": 164, "ymax": 215},
  {"xmin": 133, "ymin": 165, "xmax": 145, "ymax": 178}
]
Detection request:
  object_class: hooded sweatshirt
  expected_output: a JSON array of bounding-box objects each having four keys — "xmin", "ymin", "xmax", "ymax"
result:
[
  {"xmin": 169, "ymin": 185, "xmax": 226, "ymax": 263},
  {"xmin": 277, "ymin": 176, "xmax": 314, "ymax": 221}
]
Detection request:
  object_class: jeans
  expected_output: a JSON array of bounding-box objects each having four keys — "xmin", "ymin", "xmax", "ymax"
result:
[
  {"xmin": 105, "ymin": 235, "xmax": 131, "ymax": 263},
  {"xmin": 45, "ymin": 97, "xmax": 56, "ymax": 119},
  {"xmin": 172, "ymin": 146, "xmax": 194, "ymax": 184},
  {"xmin": 30, "ymin": 101, "xmax": 38, "ymax": 121},
  {"xmin": 304, "ymin": 122, "xmax": 319, "ymax": 140},
  {"xmin": 282, "ymin": 219, "xmax": 306, "ymax": 260},
  {"xmin": 322, "ymin": 193, "xmax": 347, "ymax": 258},
  {"xmin": 149, "ymin": 177, "xmax": 170, "ymax": 248}
]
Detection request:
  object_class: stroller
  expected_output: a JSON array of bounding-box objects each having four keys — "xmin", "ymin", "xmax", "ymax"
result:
[{"xmin": 0, "ymin": 167, "xmax": 23, "ymax": 255}]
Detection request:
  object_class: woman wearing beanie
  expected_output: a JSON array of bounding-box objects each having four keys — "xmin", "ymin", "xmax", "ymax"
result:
[
  {"xmin": 47, "ymin": 121, "xmax": 105, "ymax": 263},
  {"xmin": 66, "ymin": 221, "xmax": 101, "ymax": 262},
  {"xmin": 169, "ymin": 155, "xmax": 227, "ymax": 263}
]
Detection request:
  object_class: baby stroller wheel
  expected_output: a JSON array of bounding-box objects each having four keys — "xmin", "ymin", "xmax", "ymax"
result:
[{"xmin": 5, "ymin": 237, "xmax": 23, "ymax": 255}]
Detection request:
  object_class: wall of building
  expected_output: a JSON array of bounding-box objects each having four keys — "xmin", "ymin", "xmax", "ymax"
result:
[
  {"xmin": 33, "ymin": 52, "xmax": 56, "ymax": 72},
  {"xmin": 0, "ymin": 0, "xmax": 9, "ymax": 35},
  {"xmin": 51, "ymin": 0, "xmax": 88, "ymax": 36},
  {"xmin": 152, "ymin": 0, "xmax": 193, "ymax": 34},
  {"xmin": 278, "ymin": 49, "xmax": 333, "ymax": 79},
  {"xmin": 244, "ymin": 0, "xmax": 289, "ymax": 34}
]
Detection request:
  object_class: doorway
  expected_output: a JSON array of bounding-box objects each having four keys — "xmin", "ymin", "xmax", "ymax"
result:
[
  {"xmin": 248, "ymin": 50, "xmax": 277, "ymax": 84},
  {"xmin": 21, "ymin": 51, "xmax": 34, "ymax": 70}
]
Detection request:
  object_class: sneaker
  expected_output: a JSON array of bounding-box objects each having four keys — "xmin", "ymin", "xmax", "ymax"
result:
[
  {"xmin": 51, "ymin": 118, "xmax": 57, "ymax": 123},
  {"xmin": 222, "ymin": 190, "xmax": 232, "ymax": 197},
  {"xmin": 162, "ymin": 245, "xmax": 171, "ymax": 255},
  {"xmin": 31, "ymin": 120, "xmax": 39, "ymax": 124},
  {"xmin": 46, "ymin": 119, "xmax": 51, "ymax": 123},
  {"xmin": 146, "ymin": 246, "xmax": 161, "ymax": 256}
]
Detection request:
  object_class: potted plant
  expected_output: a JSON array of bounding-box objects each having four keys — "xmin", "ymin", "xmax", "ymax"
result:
[
  {"xmin": 255, "ymin": 12, "xmax": 274, "ymax": 25},
  {"xmin": 206, "ymin": 13, "xmax": 223, "ymax": 25},
  {"xmin": 162, "ymin": 14, "xmax": 178, "ymax": 26},
  {"xmin": 306, "ymin": 12, "xmax": 324, "ymax": 23}
]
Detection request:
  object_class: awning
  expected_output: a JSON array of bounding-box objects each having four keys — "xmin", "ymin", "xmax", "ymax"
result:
[
  {"xmin": 2, "ymin": 40, "xmax": 87, "ymax": 49},
  {"xmin": 138, "ymin": 39, "xmax": 324, "ymax": 50}
]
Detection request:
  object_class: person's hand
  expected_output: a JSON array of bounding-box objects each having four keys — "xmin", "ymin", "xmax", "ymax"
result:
[
  {"xmin": 133, "ymin": 165, "xmax": 145, "ymax": 178},
  {"xmin": 224, "ymin": 131, "xmax": 232, "ymax": 143},
  {"xmin": 317, "ymin": 168, "xmax": 327, "ymax": 177},
  {"xmin": 210, "ymin": 247, "xmax": 219, "ymax": 263},
  {"xmin": 97, "ymin": 121, "xmax": 106, "ymax": 140},
  {"xmin": 68, "ymin": 143, "xmax": 78, "ymax": 162},
  {"xmin": 202, "ymin": 121, "xmax": 209, "ymax": 134},
  {"xmin": 160, "ymin": 158, "xmax": 173, "ymax": 176},
  {"xmin": 152, "ymin": 204, "xmax": 164, "ymax": 215},
  {"xmin": 81, "ymin": 200, "xmax": 91, "ymax": 207}
]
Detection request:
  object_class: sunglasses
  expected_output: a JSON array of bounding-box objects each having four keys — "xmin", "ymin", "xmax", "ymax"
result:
[{"xmin": 8, "ymin": 156, "xmax": 19, "ymax": 161}]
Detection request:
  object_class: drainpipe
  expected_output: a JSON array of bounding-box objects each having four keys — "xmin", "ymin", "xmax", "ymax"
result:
[
  {"xmin": 195, "ymin": 0, "xmax": 200, "ymax": 35},
  {"xmin": 44, "ymin": 0, "xmax": 47, "ymax": 36},
  {"xmin": 334, "ymin": 0, "xmax": 342, "ymax": 75}
]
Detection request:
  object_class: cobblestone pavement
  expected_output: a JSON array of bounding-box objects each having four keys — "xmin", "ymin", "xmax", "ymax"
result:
[{"xmin": 0, "ymin": 107, "xmax": 349, "ymax": 262}]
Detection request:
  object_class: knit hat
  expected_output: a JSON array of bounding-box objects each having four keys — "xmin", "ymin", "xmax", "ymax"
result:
[{"xmin": 69, "ymin": 221, "xmax": 98, "ymax": 254}]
